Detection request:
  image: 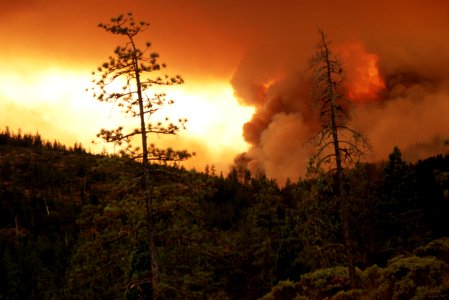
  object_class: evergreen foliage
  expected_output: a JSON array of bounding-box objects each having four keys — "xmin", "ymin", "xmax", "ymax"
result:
[
  {"xmin": 0, "ymin": 133, "xmax": 448, "ymax": 299},
  {"xmin": 88, "ymin": 13, "xmax": 193, "ymax": 296}
]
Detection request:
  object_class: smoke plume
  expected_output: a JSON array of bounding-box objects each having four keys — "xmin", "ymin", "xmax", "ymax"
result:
[
  {"xmin": 231, "ymin": 7, "xmax": 449, "ymax": 183},
  {"xmin": 1, "ymin": 0, "xmax": 447, "ymax": 179}
]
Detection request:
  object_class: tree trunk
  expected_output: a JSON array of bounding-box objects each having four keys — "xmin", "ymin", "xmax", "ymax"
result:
[
  {"xmin": 131, "ymin": 38, "xmax": 159, "ymax": 295},
  {"xmin": 322, "ymin": 32, "xmax": 357, "ymax": 288},
  {"xmin": 339, "ymin": 187, "xmax": 357, "ymax": 288},
  {"xmin": 15, "ymin": 214, "xmax": 19, "ymax": 246}
]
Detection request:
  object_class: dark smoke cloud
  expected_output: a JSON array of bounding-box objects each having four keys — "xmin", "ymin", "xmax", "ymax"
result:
[{"xmin": 230, "ymin": 0, "xmax": 449, "ymax": 183}]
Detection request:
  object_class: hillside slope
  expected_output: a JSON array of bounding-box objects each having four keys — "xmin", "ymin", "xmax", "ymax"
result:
[{"xmin": 1, "ymin": 131, "xmax": 449, "ymax": 299}]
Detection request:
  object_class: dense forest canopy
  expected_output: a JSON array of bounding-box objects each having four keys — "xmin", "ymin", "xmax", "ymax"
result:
[{"xmin": 1, "ymin": 129, "xmax": 448, "ymax": 299}]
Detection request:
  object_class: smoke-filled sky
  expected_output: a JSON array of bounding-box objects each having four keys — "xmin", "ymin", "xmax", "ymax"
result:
[{"xmin": 1, "ymin": 0, "xmax": 448, "ymax": 181}]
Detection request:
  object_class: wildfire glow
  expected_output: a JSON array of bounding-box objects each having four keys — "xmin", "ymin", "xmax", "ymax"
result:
[
  {"xmin": 0, "ymin": 67, "xmax": 102, "ymax": 145},
  {"xmin": 0, "ymin": 62, "xmax": 254, "ymax": 171},
  {"xmin": 1, "ymin": 0, "xmax": 447, "ymax": 177},
  {"xmin": 338, "ymin": 42, "xmax": 386, "ymax": 102},
  {"xmin": 162, "ymin": 81, "xmax": 255, "ymax": 152}
]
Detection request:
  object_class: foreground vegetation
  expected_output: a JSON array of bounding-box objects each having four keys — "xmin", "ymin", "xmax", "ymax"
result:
[{"xmin": 1, "ymin": 130, "xmax": 449, "ymax": 299}]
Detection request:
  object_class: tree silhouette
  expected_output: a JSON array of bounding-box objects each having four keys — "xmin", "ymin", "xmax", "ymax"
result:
[
  {"xmin": 88, "ymin": 13, "xmax": 192, "ymax": 296},
  {"xmin": 308, "ymin": 29, "xmax": 371, "ymax": 287}
]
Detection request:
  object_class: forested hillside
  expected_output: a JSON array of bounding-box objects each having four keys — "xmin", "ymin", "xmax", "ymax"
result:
[{"xmin": 1, "ymin": 130, "xmax": 449, "ymax": 299}]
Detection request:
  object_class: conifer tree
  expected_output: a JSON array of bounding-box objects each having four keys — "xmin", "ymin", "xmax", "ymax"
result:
[{"xmin": 88, "ymin": 13, "xmax": 191, "ymax": 296}]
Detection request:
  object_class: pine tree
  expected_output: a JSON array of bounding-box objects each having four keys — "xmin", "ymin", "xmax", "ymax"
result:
[{"xmin": 88, "ymin": 13, "xmax": 192, "ymax": 296}]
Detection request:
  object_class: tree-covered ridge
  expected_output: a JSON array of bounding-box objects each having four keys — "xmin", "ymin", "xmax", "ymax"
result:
[
  {"xmin": 0, "ymin": 128, "xmax": 87, "ymax": 153},
  {"xmin": 0, "ymin": 131, "xmax": 449, "ymax": 299}
]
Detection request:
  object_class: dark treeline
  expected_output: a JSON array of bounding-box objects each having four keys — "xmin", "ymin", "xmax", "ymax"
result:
[
  {"xmin": 0, "ymin": 128, "xmax": 87, "ymax": 154},
  {"xmin": 1, "ymin": 132, "xmax": 449, "ymax": 299}
]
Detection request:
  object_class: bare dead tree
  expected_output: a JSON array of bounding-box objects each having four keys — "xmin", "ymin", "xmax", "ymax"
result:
[{"xmin": 308, "ymin": 29, "xmax": 371, "ymax": 287}]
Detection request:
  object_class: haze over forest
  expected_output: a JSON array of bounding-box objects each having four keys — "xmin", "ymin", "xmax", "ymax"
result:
[
  {"xmin": 0, "ymin": 0, "xmax": 448, "ymax": 181},
  {"xmin": 1, "ymin": 1, "xmax": 449, "ymax": 299}
]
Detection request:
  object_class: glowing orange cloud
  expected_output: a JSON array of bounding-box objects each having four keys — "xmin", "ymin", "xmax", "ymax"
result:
[
  {"xmin": 337, "ymin": 42, "xmax": 385, "ymax": 102},
  {"xmin": 1, "ymin": 0, "xmax": 447, "ymax": 179}
]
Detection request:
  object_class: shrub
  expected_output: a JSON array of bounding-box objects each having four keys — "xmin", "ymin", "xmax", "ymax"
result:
[
  {"xmin": 414, "ymin": 237, "xmax": 449, "ymax": 264},
  {"xmin": 332, "ymin": 288, "xmax": 365, "ymax": 300},
  {"xmin": 259, "ymin": 280, "xmax": 299, "ymax": 300},
  {"xmin": 297, "ymin": 266, "xmax": 350, "ymax": 299},
  {"xmin": 374, "ymin": 255, "xmax": 449, "ymax": 299}
]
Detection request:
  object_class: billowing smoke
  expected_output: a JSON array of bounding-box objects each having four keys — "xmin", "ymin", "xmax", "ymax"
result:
[
  {"xmin": 232, "ymin": 37, "xmax": 449, "ymax": 184},
  {"xmin": 1, "ymin": 0, "xmax": 447, "ymax": 180}
]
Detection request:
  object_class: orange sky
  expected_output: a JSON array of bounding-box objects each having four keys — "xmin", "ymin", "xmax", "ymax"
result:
[{"xmin": 1, "ymin": 0, "xmax": 448, "ymax": 180}]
